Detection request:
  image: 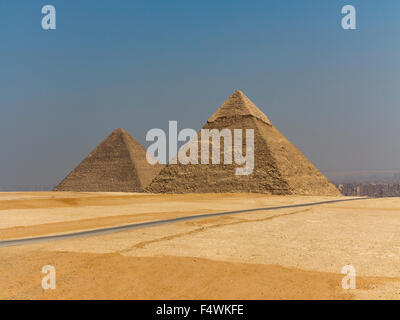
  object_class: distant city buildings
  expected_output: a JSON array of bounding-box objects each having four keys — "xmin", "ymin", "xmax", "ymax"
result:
[
  {"xmin": 333, "ymin": 172, "xmax": 400, "ymax": 197},
  {"xmin": 336, "ymin": 182, "xmax": 400, "ymax": 197}
]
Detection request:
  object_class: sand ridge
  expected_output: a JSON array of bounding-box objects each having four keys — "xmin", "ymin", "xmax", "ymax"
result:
[{"xmin": 0, "ymin": 250, "xmax": 394, "ymax": 300}]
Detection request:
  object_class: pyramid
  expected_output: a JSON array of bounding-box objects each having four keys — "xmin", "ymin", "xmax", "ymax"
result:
[
  {"xmin": 54, "ymin": 128, "xmax": 163, "ymax": 192},
  {"xmin": 146, "ymin": 90, "xmax": 341, "ymax": 196}
]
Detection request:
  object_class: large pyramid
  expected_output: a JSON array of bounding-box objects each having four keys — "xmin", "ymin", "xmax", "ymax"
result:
[
  {"xmin": 54, "ymin": 128, "xmax": 163, "ymax": 192},
  {"xmin": 146, "ymin": 90, "xmax": 341, "ymax": 196}
]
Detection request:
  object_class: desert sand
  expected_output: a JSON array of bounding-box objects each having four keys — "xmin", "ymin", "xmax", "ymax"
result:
[{"xmin": 0, "ymin": 192, "xmax": 399, "ymax": 299}]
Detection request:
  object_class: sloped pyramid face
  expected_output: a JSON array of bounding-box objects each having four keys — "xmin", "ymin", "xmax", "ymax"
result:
[
  {"xmin": 54, "ymin": 129, "xmax": 163, "ymax": 192},
  {"xmin": 146, "ymin": 90, "xmax": 341, "ymax": 196}
]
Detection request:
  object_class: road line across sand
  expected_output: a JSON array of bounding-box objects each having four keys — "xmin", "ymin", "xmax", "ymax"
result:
[{"xmin": 0, "ymin": 198, "xmax": 367, "ymax": 248}]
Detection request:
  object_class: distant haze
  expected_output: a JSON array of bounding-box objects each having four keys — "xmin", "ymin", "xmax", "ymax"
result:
[
  {"xmin": 1, "ymin": 1, "xmax": 399, "ymax": 188},
  {"xmin": 326, "ymin": 170, "xmax": 400, "ymax": 184}
]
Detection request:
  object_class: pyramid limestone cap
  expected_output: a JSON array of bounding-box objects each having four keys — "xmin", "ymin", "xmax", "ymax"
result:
[
  {"xmin": 112, "ymin": 128, "xmax": 128, "ymax": 135},
  {"xmin": 207, "ymin": 90, "xmax": 272, "ymax": 125}
]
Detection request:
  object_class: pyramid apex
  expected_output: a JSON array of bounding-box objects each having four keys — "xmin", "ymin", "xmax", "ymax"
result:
[
  {"xmin": 207, "ymin": 90, "xmax": 272, "ymax": 125},
  {"xmin": 112, "ymin": 128, "xmax": 127, "ymax": 134}
]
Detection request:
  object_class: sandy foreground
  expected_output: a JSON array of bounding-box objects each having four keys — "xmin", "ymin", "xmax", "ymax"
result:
[{"xmin": 0, "ymin": 192, "xmax": 399, "ymax": 300}]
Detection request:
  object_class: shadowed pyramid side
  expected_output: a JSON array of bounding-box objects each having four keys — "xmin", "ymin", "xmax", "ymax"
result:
[
  {"xmin": 54, "ymin": 129, "xmax": 163, "ymax": 192},
  {"xmin": 253, "ymin": 119, "xmax": 341, "ymax": 196}
]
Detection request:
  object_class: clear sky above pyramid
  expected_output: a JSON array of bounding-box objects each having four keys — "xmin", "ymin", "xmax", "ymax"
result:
[{"xmin": 1, "ymin": 0, "xmax": 400, "ymax": 188}]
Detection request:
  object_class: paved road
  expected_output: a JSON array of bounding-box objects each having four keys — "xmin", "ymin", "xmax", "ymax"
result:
[{"xmin": 0, "ymin": 197, "xmax": 367, "ymax": 248}]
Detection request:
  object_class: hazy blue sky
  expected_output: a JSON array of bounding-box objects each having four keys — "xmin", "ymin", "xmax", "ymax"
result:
[{"xmin": 1, "ymin": 0, "xmax": 399, "ymax": 187}]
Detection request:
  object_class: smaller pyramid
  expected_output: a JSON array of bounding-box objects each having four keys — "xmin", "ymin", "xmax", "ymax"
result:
[{"xmin": 54, "ymin": 129, "xmax": 163, "ymax": 192}]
